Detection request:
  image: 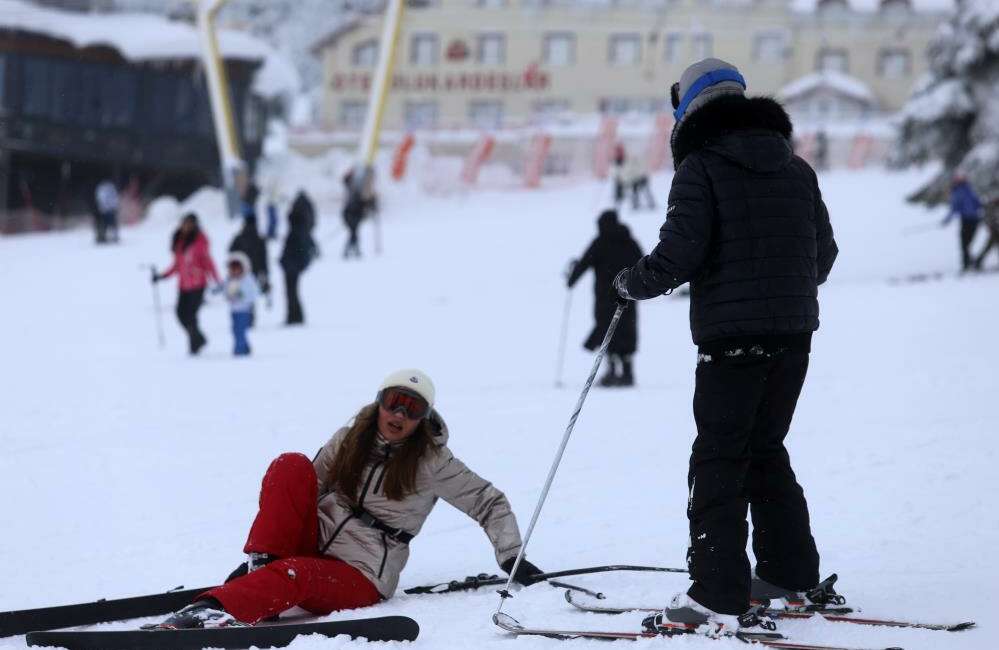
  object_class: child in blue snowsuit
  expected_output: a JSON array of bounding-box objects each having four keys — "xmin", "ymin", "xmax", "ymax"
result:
[
  {"xmin": 225, "ymin": 252, "xmax": 260, "ymax": 356},
  {"xmin": 942, "ymin": 175, "xmax": 983, "ymax": 271}
]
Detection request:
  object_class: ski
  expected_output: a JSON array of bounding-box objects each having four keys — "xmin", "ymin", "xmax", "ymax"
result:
[
  {"xmin": 492, "ymin": 612, "xmax": 901, "ymax": 650},
  {"xmin": 0, "ymin": 585, "xmax": 215, "ymax": 638},
  {"xmin": 564, "ymin": 590, "xmax": 975, "ymax": 632},
  {"xmin": 25, "ymin": 615, "xmax": 419, "ymax": 649},
  {"xmin": 403, "ymin": 564, "xmax": 686, "ymax": 595}
]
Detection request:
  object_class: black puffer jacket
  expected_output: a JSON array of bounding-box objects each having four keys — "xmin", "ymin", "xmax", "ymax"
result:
[
  {"xmin": 568, "ymin": 212, "xmax": 643, "ymax": 354},
  {"xmin": 621, "ymin": 95, "xmax": 838, "ymax": 347}
]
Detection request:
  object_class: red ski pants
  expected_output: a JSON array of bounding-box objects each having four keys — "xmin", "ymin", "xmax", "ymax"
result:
[{"xmin": 201, "ymin": 453, "xmax": 381, "ymax": 624}]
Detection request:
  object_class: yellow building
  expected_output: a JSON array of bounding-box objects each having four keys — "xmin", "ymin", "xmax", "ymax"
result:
[{"xmin": 311, "ymin": 0, "xmax": 945, "ymax": 134}]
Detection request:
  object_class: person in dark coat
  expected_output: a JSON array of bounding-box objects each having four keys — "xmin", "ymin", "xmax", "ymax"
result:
[
  {"xmin": 567, "ymin": 209, "xmax": 643, "ymax": 386},
  {"xmin": 941, "ymin": 174, "xmax": 982, "ymax": 271},
  {"xmin": 613, "ymin": 59, "xmax": 839, "ymax": 632},
  {"xmin": 229, "ymin": 213, "xmax": 270, "ymax": 323},
  {"xmin": 280, "ymin": 192, "xmax": 319, "ymax": 325},
  {"xmin": 342, "ymin": 169, "xmax": 378, "ymax": 259}
]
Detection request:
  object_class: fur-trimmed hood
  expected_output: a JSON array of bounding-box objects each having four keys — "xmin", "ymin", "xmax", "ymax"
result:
[{"xmin": 671, "ymin": 95, "xmax": 794, "ymax": 171}]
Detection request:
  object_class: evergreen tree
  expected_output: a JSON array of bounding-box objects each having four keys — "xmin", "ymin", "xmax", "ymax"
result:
[{"xmin": 892, "ymin": 0, "xmax": 999, "ymax": 205}]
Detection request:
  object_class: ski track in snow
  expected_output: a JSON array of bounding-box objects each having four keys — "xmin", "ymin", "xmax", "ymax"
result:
[{"xmin": 0, "ymin": 168, "xmax": 995, "ymax": 649}]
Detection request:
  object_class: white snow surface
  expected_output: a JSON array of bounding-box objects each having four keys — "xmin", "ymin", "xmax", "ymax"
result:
[{"xmin": 0, "ymin": 167, "xmax": 997, "ymax": 649}]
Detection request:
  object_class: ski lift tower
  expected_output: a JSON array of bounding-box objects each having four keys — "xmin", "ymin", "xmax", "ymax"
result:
[
  {"xmin": 352, "ymin": 0, "xmax": 407, "ymax": 254},
  {"xmin": 193, "ymin": 0, "xmax": 245, "ymax": 219}
]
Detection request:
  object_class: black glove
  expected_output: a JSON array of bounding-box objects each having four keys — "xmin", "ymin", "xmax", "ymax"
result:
[
  {"xmin": 500, "ymin": 557, "xmax": 545, "ymax": 587},
  {"xmin": 612, "ymin": 268, "xmax": 635, "ymax": 305},
  {"xmin": 150, "ymin": 269, "xmax": 160, "ymax": 284}
]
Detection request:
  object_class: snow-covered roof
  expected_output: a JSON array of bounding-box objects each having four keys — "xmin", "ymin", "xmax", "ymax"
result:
[
  {"xmin": 0, "ymin": 0, "xmax": 268, "ymax": 63},
  {"xmin": 780, "ymin": 70, "xmax": 876, "ymax": 103}
]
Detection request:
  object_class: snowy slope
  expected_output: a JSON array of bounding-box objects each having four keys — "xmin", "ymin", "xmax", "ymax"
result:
[{"xmin": 0, "ymin": 168, "xmax": 995, "ymax": 650}]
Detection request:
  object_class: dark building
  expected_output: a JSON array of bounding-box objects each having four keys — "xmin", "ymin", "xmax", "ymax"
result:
[{"xmin": 0, "ymin": 3, "xmax": 269, "ymax": 232}]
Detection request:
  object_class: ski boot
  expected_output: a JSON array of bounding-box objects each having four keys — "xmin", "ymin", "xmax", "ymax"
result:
[
  {"xmin": 144, "ymin": 600, "xmax": 246, "ymax": 630},
  {"xmin": 642, "ymin": 594, "xmax": 777, "ymax": 640},
  {"xmin": 751, "ymin": 573, "xmax": 850, "ymax": 614},
  {"xmin": 598, "ymin": 355, "xmax": 620, "ymax": 387}
]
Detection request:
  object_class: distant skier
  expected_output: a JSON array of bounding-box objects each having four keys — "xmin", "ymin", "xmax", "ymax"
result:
[
  {"xmin": 973, "ymin": 197, "xmax": 999, "ymax": 269},
  {"xmin": 342, "ymin": 169, "xmax": 377, "ymax": 259},
  {"xmin": 626, "ymin": 155, "xmax": 657, "ymax": 211},
  {"xmin": 224, "ymin": 252, "xmax": 259, "ymax": 357},
  {"xmin": 614, "ymin": 58, "xmax": 840, "ymax": 636},
  {"xmin": 152, "ymin": 213, "xmax": 222, "ymax": 355},
  {"xmin": 279, "ymin": 192, "xmax": 319, "ymax": 325},
  {"xmin": 150, "ymin": 369, "xmax": 544, "ymax": 629},
  {"xmin": 228, "ymin": 208, "xmax": 270, "ymax": 326},
  {"xmin": 567, "ymin": 209, "xmax": 643, "ymax": 386},
  {"xmin": 941, "ymin": 174, "xmax": 982, "ymax": 271},
  {"xmin": 94, "ymin": 178, "xmax": 120, "ymax": 244},
  {"xmin": 611, "ymin": 143, "xmax": 627, "ymax": 206}
]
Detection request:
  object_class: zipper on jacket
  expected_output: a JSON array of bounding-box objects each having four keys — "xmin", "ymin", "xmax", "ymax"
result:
[
  {"xmin": 377, "ymin": 532, "xmax": 389, "ymax": 579},
  {"xmin": 372, "ymin": 447, "xmax": 391, "ymax": 495},
  {"xmin": 320, "ymin": 455, "xmax": 385, "ymax": 554}
]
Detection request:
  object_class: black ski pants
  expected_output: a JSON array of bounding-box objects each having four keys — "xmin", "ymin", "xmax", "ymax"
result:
[
  {"xmin": 284, "ymin": 270, "xmax": 304, "ymax": 325},
  {"xmin": 176, "ymin": 288, "xmax": 206, "ymax": 354},
  {"xmin": 959, "ymin": 220, "xmax": 978, "ymax": 271},
  {"xmin": 686, "ymin": 348, "xmax": 819, "ymax": 615}
]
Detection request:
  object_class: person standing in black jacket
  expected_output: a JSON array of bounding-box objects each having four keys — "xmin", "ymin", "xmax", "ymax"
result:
[
  {"xmin": 567, "ymin": 209, "xmax": 643, "ymax": 386},
  {"xmin": 613, "ymin": 59, "xmax": 840, "ymax": 634},
  {"xmin": 280, "ymin": 192, "xmax": 319, "ymax": 325},
  {"xmin": 229, "ymin": 213, "xmax": 270, "ymax": 326}
]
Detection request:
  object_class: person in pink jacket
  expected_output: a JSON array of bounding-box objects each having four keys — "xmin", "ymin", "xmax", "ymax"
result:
[{"xmin": 153, "ymin": 213, "xmax": 222, "ymax": 355}]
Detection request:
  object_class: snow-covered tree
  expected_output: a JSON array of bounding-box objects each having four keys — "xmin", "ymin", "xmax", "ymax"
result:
[{"xmin": 892, "ymin": 0, "xmax": 999, "ymax": 206}]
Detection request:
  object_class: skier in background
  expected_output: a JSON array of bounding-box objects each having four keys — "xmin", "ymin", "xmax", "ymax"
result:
[
  {"xmin": 611, "ymin": 143, "xmax": 627, "ymax": 206},
  {"xmin": 567, "ymin": 209, "xmax": 643, "ymax": 386},
  {"xmin": 279, "ymin": 192, "xmax": 319, "ymax": 325},
  {"xmin": 150, "ymin": 370, "xmax": 544, "ymax": 629},
  {"xmin": 223, "ymin": 252, "xmax": 259, "ymax": 357},
  {"xmin": 94, "ymin": 178, "xmax": 120, "ymax": 244},
  {"xmin": 973, "ymin": 197, "xmax": 999, "ymax": 269},
  {"xmin": 626, "ymin": 155, "xmax": 657, "ymax": 211},
  {"xmin": 342, "ymin": 169, "xmax": 378, "ymax": 259},
  {"xmin": 229, "ymin": 201, "xmax": 270, "ymax": 326},
  {"xmin": 941, "ymin": 174, "xmax": 982, "ymax": 272},
  {"xmin": 614, "ymin": 58, "xmax": 840, "ymax": 636},
  {"xmin": 152, "ymin": 213, "xmax": 222, "ymax": 355}
]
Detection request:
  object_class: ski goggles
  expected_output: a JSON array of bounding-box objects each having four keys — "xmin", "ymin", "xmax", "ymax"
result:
[{"xmin": 377, "ymin": 387, "xmax": 430, "ymax": 420}]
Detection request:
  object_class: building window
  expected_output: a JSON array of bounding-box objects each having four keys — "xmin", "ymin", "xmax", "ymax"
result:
[
  {"xmin": 405, "ymin": 100, "xmax": 438, "ymax": 129},
  {"xmin": 609, "ymin": 34, "xmax": 641, "ymax": 66},
  {"xmin": 692, "ymin": 33, "xmax": 713, "ymax": 59},
  {"xmin": 816, "ymin": 48, "xmax": 849, "ymax": 72},
  {"xmin": 600, "ymin": 97, "xmax": 664, "ymax": 115},
  {"xmin": 22, "ymin": 57, "xmax": 52, "ymax": 118},
  {"xmin": 339, "ymin": 100, "xmax": 367, "ymax": 129},
  {"xmin": 410, "ymin": 34, "xmax": 439, "ymax": 66},
  {"xmin": 352, "ymin": 39, "xmax": 379, "ymax": 67},
  {"xmin": 878, "ymin": 49, "xmax": 911, "ymax": 78},
  {"xmin": 532, "ymin": 99, "xmax": 570, "ymax": 125},
  {"xmin": 753, "ymin": 31, "xmax": 786, "ymax": 63},
  {"xmin": 477, "ymin": 33, "xmax": 506, "ymax": 65},
  {"xmin": 663, "ymin": 33, "xmax": 683, "ymax": 64},
  {"xmin": 468, "ymin": 100, "xmax": 504, "ymax": 129},
  {"xmin": 475, "ymin": 0, "xmax": 505, "ymax": 6},
  {"xmin": 543, "ymin": 32, "xmax": 575, "ymax": 66}
]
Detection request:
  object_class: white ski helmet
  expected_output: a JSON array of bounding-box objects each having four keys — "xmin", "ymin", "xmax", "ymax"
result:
[{"xmin": 378, "ymin": 368, "xmax": 435, "ymax": 409}]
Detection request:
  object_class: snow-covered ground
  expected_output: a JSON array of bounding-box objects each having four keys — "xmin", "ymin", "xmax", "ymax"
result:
[{"xmin": 0, "ymin": 167, "xmax": 995, "ymax": 649}]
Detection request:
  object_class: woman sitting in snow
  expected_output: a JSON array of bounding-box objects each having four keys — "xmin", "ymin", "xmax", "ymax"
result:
[{"xmin": 153, "ymin": 369, "xmax": 544, "ymax": 629}]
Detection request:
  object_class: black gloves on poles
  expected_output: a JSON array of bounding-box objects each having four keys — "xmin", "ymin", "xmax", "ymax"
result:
[
  {"xmin": 501, "ymin": 557, "xmax": 546, "ymax": 587},
  {"xmin": 613, "ymin": 268, "xmax": 635, "ymax": 306},
  {"xmin": 150, "ymin": 269, "xmax": 160, "ymax": 284}
]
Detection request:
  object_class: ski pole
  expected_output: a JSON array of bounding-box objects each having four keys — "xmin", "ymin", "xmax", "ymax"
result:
[
  {"xmin": 495, "ymin": 303, "xmax": 628, "ymax": 616},
  {"xmin": 405, "ymin": 564, "xmax": 685, "ymax": 595},
  {"xmin": 144, "ymin": 265, "xmax": 166, "ymax": 349},
  {"xmin": 553, "ymin": 285, "xmax": 573, "ymax": 388}
]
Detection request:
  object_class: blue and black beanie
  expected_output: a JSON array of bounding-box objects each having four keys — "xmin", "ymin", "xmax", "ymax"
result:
[{"xmin": 671, "ymin": 58, "xmax": 747, "ymax": 122}]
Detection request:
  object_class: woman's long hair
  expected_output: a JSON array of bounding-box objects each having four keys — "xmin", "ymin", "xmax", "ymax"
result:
[
  {"xmin": 329, "ymin": 403, "xmax": 435, "ymax": 503},
  {"xmin": 171, "ymin": 213, "xmax": 200, "ymax": 252}
]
